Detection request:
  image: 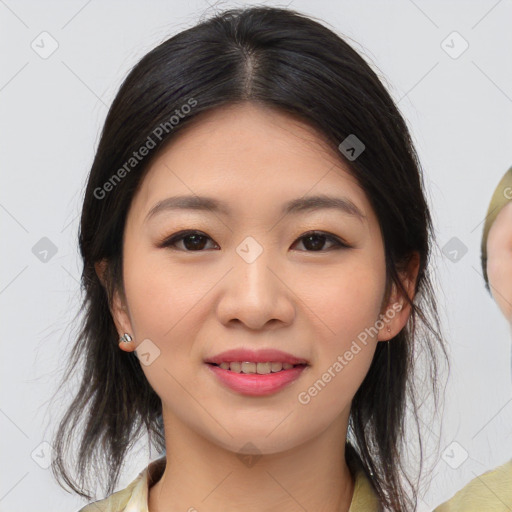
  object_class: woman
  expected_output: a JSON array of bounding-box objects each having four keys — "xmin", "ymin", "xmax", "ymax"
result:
[
  {"xmin": 49, "ymin": 6, "xmax": 447, "ymax": 511},
  {"xmin": 433, "ymin": 167, "xmax": 512, "ymax": 511}
]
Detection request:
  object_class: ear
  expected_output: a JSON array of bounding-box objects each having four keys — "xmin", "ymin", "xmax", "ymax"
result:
[
  {"xmin": 95, "ymin": 259, "xmax": 135, "ymax": 352},
  {"xmin": 377, "ymin": 251, "xmax": 420, "ymax": 341}
]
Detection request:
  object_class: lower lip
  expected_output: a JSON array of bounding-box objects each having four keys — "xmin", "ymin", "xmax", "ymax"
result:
[{"xmin": 205, "ymin": 364, "xmax": 308, "ymax": 396}]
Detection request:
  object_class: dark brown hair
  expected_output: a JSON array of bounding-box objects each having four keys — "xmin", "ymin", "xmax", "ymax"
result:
[{"xmin": 49, "ymin": 6, "xmax": 448, "ymax": 511}]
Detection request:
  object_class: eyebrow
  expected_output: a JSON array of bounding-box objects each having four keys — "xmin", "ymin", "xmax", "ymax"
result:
[{"xmin": 144, "ymin": 194, "xmax": 366, "ymax": 223}]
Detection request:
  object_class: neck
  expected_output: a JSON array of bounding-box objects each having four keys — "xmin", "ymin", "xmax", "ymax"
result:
[{"xmin": 148, "ymin": 412, "xmax": 355, "ymax": 512}]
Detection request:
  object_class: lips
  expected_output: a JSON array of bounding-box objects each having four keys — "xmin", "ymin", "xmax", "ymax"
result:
[
  {"xmin": 205, "ymin": 360, "xmax": 308, "ymax": 396},
  {"xmin": 204, "ymin": 348, "xmax": 309, "ymax": 367}
]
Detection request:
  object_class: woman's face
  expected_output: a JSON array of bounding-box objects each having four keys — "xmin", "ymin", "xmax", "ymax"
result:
[
  {"xmin": 109, "ymin": 103, "xmax": 410, "ymax": 455},
  {"xmin": 487, "ymin": 200, "xmax": 512, "ymax": 323}
]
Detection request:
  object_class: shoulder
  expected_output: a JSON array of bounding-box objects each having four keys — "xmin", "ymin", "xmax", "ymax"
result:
[
  {"xmin": 75, "ymin": 485, "xmax": 136, "ymax": 512},
  {"xmin": 74, "ymin": 468, "xmax": 148, "ymax": 512},
  {"xmin": 433, "ymin": 459, "xmax": 512, "ymax": 512},
  {"xmin": 345, "ymin": 445, "xmax": 380, "ymax": 512},
  {"xmin": 74, "ymin": 455, "xmax": 166, "ymax": 512},
  {"xmin": 348, "ymin": 467, "xmax": 380, "ymax": 512}
]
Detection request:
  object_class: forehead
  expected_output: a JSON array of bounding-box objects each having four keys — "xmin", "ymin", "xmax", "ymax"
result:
[{"xmin": 128, "ymin": 103, "xmax": 373, "ymax": 224}]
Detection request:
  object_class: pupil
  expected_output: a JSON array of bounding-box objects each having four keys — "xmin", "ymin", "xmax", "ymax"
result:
[
  {"xmin": 304, "ymin": 234, "xmax": 325, "ymax": 251},
  {"xmin": 184, "ymin": 234, "xmax": 207, "ymax": 250}
]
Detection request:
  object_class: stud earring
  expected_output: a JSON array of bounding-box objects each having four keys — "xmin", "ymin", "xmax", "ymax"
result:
[
  {"xmin": 119, "ymin": 333, "xmax": 133, "ymax": 343},
  {"xmin": 386, "ymin": 326, "xmax": 391, "ymax": 333}
]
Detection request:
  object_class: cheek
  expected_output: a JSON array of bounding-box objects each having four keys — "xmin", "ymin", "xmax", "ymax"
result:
[
  {"xmin": 123, "ymin": 246, "xmax": 209, "ymax": 336},
  {"xmin": 487, "ymin": 255, "xmax": 512, "ymax": 321},
  {"xmin": 120, "ymin": 248, "xmax": 218, "ymax": 405},
  {"xmin": 487, "ymin": 254, "xmax": 504, "ymax": 287},
  {"xmin": 294, "ymin": 259, "xmax": 385, "ymax": 408},
  {"xmin": 121, "ymin": 251, "xmax": 212, "ymax": 410},
  {"xmin": 297, "ymin": 254, "xmax": 386, "ymax": 342}
]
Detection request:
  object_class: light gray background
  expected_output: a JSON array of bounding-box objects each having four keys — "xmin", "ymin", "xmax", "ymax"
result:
[{"xmin": 1, "ymin": 1, "xmax": 512, "ymax": 511}]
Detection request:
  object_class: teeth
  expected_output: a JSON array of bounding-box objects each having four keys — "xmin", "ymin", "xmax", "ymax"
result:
[{"xmin": 217, "ymin": 361, "xmax": 296, "ymax": 374}]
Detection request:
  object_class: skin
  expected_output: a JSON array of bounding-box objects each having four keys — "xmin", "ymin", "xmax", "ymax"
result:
[
  {"xmin": 486, "ymin": 200, "xmax": 512, "ymax": 325},
  {"xmin": 96, "ymin": 103, "xmax": 418, "ymax": 512}
]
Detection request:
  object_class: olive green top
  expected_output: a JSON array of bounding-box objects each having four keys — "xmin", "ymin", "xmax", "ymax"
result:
[{"xmin": 433, "ymin": 458, "xmax": 512, "ymax": 511}]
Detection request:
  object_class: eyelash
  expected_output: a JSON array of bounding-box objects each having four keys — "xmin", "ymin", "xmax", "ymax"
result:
[{"xmin": 158, "ymin": 230, "xmax": 351, "ymax": 252}]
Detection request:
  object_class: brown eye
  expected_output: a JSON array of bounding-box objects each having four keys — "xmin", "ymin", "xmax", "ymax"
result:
[
  {"xmin": 160, "ymin": 230, "xmax": 218, "ymax": 251},
  {"xmin": 292, "ymin": 231, "xmax": 349, "ymax": 252}
]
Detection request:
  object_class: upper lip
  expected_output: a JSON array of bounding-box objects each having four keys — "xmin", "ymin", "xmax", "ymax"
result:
[{"xmin": 205, "ymin": 348, "xmax": 309, "ymax": 366}]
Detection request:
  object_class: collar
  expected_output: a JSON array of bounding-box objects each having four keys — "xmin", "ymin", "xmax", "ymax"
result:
[{"xmin": 120, "ymin": 452, "xmax": 379, "ymax": 512}]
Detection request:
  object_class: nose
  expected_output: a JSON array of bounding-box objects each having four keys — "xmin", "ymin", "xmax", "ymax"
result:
[{"xmin": 215, "ymin": 242, "xmax": 295, "ymax": 331}]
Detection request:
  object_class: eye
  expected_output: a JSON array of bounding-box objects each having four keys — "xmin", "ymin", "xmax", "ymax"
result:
[
  {"xmin": 159, "ymin": 230, "xmax": 350, "ymax": 252},
  {"xmin": 159, "ymin": 230, "xmax": 219, "ymax": 251},
  {"xmin": 291, "ymin": 230, "xmax": 350, "ymax": 252}
]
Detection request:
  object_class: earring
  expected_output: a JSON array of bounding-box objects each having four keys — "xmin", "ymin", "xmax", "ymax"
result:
[
  {"xmin": 386, "ymin": 326, "xmax": 391, "ymax": 333},
  {"xmin": 119, "ymin": 333, "xmax": 133, "ymax": 343}
]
